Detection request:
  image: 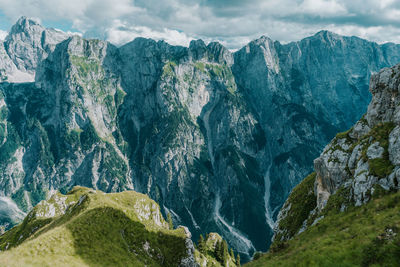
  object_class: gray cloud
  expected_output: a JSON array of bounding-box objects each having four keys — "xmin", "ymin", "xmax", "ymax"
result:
[{"xmin": 0, "ymin": 0, "xmax": 399, "ymax": 49}]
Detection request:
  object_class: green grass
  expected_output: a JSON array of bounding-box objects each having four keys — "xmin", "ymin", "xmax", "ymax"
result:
[
  {"xmin": 246, "ymin": 188, "xmax": 400, "ymax": 267},
  {"xmin": 273, "ymin": 173, "xmax": 317, "ymax": 243},
  {"xmin": 194, "ymin": 62, "xmax": 206, "ymax": 73},
  {"xmin": 0, "ymin": 187, "xmax": 192, "ymax": 267},
  {"xmin": 334, "ymin": 128, "xmax": 352, "ymax": 143},
  {"xmin": 369, "ymin": 158, "xmax": 395, "ymax": 178},
  {"xmin": 321, "ymin": 186, "xmax": 353, "ymax": 215}
]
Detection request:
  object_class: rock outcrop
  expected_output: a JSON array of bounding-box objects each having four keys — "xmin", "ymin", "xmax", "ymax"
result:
[{"xmin": 274, "ymin": 63, "xmax": 400, "ymax": 243}]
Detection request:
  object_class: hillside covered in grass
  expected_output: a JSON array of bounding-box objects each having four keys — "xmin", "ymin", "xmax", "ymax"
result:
[
  {"xmin": 0, "ymin": 186, "xmax": 200, "ymax": 267},
  {"xmin": 246, "ymin": 187, "xmax": 400, "ymax": 266}
]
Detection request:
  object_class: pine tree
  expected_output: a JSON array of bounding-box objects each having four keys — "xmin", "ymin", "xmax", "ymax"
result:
[
  {"xmin": 198, "ymin": 234, "xmax": 206, "ymax": 253},
  {"xmin": 230, "ymin": 248, "xmax": 234, "ymax": 259},
  {"xmin": 215, "ymin": 240, "xmax": 223, "ymax": 263},
  {"xmin": 222, "ymin": 240, "xmax": 229, "ymax": 266},
  {"xmin": 236, "ymin": 254, "xmax": 241, "ymax": 266},
  {"xmin": 167, "ymin": 212, "xmax": 174, "ymax": 229}
]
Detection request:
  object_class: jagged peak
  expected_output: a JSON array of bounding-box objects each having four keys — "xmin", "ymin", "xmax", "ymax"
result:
[
  {"xmin": 119, "ymin": 37, "xmax": 159, "ymax": 52},
  {"xmin": 313, "ymin": 30, "xmax": 339, "ymax": 38},
  {"xmin": 236, "ymin": 35, "xmax": 278, "ymax": 55},
  {"xmin": 8, "ymin": 16, "xmax": 44, "ymax": 36},
  {"xmin": 15, "ymin": 16, "xmax": 41, "ymax": 26},
  {"xmin": 189, "ymin": 39, "xmax": 206, "ymax": 50},
  {"xmin": 309, "ymin": 30, "xmax": 369, "ymax": 44},
  {"xmin": 252, "ymin": 35, "xmax": 276, "ymax": 46},
  {"xmin": 206, "ymin": 41, "xmax": 233, "ymax": 65}
]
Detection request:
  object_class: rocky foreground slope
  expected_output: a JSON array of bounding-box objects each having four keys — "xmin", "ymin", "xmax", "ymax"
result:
[
  {"xmin": 2, "ymin": 16, "xmax": 400, "ymax": 258},
  {"xmin": 0, "ymin": 186, "xmax": 239, "ymax": 267},
  {"xmin": 248, "ymin": 62, "xmax": 400, "ymax": 266}
]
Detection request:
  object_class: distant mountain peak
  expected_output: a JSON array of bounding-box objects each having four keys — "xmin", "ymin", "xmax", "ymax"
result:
[
  {"xmin": 15, "ymin": 16, "xmax": 41, "ymax": 26},
  {"xmin": 2, "ymin": 16, "xmax": 68, "ymax": 80},
  {"xmin": 9, "ymin": 16, "xmax": 43, "ymax": 36},
  {"xmin": 252, "ymin": 35, "xmax": 274, "ymax": 45},
  {"xmin": 312, "ymin": 30, "xmax": 344, "ymax": 42}
]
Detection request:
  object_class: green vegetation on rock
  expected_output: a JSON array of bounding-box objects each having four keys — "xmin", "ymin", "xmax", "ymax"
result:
[
  {"xmin": 70, "ymin": 55, "xmax": 102, "ymax": 78},
  {"xmin": 246, "ymin": 187, "xmax": 400, "ymax": 267},
  {"xmin": 80, "ymin": 121, "xmax": 101, "ymax": 151},
  {"xmin": 102, "ymin": 142, "xmax": 128, "ymax": 184},
  {"xmin": 273, "ymin": 172, "xmax": 317, "ymax": 243},
  {"xmin": 162, "ymin": 61, "xmax": 178, "ymax": 78},
  {"xmin": 195, "ymin": 233, "xmax": 239, "ymax": 267},
  {"xmin": 0, "ymin": 122, "xmax": 21, "ymax": 165},
  {"xmin": 360, "ymin": 122, "xmax": 395, "ymax": 178},
  {"xmin": 322, "ymin": 186, "xmax": 353, "ymax": 215}
]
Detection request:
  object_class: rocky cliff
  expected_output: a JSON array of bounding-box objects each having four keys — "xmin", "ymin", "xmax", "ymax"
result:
[
  {"xmin": 273, "ymin": 62, "xmax": 400, "ymax": 244},
  {"xmin": 1, "ymin": 17, "xmax": 400, "ymax": 260},
  {"xmin": 248, "ymin": 62, "xmax": 400, "ymax": 266}
]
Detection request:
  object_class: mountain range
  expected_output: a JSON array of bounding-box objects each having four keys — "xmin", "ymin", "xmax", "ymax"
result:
[{"xmin": 2, "ymin": 16, "xmax": 400, "ymax": 260}]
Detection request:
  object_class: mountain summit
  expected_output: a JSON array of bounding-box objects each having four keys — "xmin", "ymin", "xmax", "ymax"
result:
[{"xmin": 1, "ymin": 16, "xmax": 69, "ymax": 82}]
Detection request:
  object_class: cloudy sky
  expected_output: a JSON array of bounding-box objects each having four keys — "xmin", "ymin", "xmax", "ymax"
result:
[{"xmin": 0, "ymin": 0, "xmax": 400, "ymax": 49}]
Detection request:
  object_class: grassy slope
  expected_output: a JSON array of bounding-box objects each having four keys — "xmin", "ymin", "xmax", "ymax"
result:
[
  {"xmin": 246, "ymin": 189, "xmax": 400, "ymax": 267},
  {"xmin": 0, "ymin": 187, "xmax": 189, "ymax": 267}
]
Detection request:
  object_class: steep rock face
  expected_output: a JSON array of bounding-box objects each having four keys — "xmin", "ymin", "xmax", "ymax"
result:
[
  {"xmin": 233, "ymin": 31, "xmax": 400, "ymax": 236},
  {"xmin": 274, "ymin": 63, "xmax": 400, "ymax": 243},
  {"xmin": 0, "ymin": 36, "xmax": 132, "ymax": 223},
  {"xmin": 118, "ymin": 38, "xmax": 265, "ymax": 256}
]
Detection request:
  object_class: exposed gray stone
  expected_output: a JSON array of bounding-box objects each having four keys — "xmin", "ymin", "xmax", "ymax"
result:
[
  {"xmin": 389, "ymin": 126, "xmax": 400, "ymax": 165},
  {"xmin": 349, "ymin": 120, "xmax": 371, "ymax": 139},
  {"xmin": 367, "ymin": 142, "xmax": 384, "ymax": 159}
]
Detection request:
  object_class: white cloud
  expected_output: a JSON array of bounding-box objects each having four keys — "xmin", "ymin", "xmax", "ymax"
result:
[
  {"xmin": 299, "ymin": 0, "xmax": 348, "ymax": 17},
  {"xmin": 325, "ymin": 24, "xmax": 400, "ymax": 44},
  {"xmin": 0, "ymin": 30, "xmax": 8, "ymax": 40},
  {"xmin": 105, "ymin": 20, "xmax": 194, "ymax": 47},
  {"xmin": 1, "ymin": 0, "xmax": 400, "ymax": 49}
]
